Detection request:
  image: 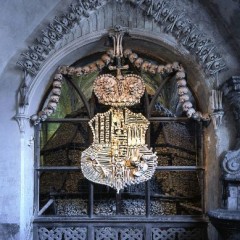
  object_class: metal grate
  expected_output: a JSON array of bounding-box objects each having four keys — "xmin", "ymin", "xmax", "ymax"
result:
[{"xmin": 38, "ymin": 227, "xmax": 87, "ymax": 240}]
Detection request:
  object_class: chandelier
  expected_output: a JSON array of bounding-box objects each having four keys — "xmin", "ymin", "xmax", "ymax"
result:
[{"xmin": 81, "ymin": 26, "xmax": 157, "ymax": 193}]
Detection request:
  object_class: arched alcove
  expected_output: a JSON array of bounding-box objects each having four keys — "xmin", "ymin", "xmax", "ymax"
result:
[{"xmin": 3, "ymin": 1, "xmax": 238, "ymax": 239}]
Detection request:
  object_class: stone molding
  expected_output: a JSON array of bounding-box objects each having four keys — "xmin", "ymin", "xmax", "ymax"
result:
[
  {"xmin": 17, "ymin": 0, "xmax": 226, "ymax": 77},
  {"xmin": 15, "ymin": 0, "xmax": 227, "ymax": 132},
  {"xmin": 222, "ymin": 76, "xmax": 240, "ymax": 178}
]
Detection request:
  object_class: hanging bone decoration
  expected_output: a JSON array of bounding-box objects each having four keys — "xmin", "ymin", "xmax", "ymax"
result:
[
  {"xmin": 81, "ymin": 108, "xmax": 157, "ymax": 192},
  {"xmin": 30, "ymin": 51, "xmax": 115, "ymax": 125},
  {"xmin": 81, "ymin": 26, "xmax": 157, "ymax": 192}
]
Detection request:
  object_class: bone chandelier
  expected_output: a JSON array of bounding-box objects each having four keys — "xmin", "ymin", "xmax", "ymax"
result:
[{"xmin": 81, "ymin": 27, "xmax": 158, "ymax": 193}]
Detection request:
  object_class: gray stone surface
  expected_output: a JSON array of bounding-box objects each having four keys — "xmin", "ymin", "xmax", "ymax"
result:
[{"xmin": 0, "ymin": 224, "xmax": 19, "ymax": 240}]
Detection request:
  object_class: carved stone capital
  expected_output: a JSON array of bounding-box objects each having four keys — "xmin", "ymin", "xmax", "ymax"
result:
[
  {"xmin": 222, "ymin": 76, "xmax": 240, "ymax": 119},
  {"xmin": 222, "ymin": 149, "xmax": 240, "ymax": 178},
  {"xmin": 15, "ymin": 113, "xmax": 29, "ymax": 133}
]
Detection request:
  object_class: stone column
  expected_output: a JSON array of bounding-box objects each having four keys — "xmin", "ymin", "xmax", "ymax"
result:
[{"xmin": 208, "ymin": 76, "xmax": 240, "ymax": 240}]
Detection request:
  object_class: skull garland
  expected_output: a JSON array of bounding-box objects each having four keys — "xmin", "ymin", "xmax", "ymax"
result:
[
  {"xmin": 30, "ymin": 51, "xmax": 116, "ymax": 125},
  {"xmin": 124, "ymin": 49, "xmax": 210, "ymax": 121}
]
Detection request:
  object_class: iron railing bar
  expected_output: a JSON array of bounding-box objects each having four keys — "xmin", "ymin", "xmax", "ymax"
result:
[
  {"xmin": 156, "ymin": 166, "xmax": 205, "ymax": 171},
  {"xmin": 89, "ymin": 182, "xmax": 94, "ymax": 218},
  {"xmin": 38, "ymin": 199, "xmax": 54, "ymax": 216},
  {"xmin": 148, "ymin": 117, "xmax": 189, "ymax": 122},
  {"xmin": 45, "ymin": 118, "xmax": 90, "ymax": 122},
  {"xmin": 34, "ymin": 124, "xmax": 41, "ymax": 216},
  {"xmin": 35, "ymin": 166, "xmax": 81, "ymax": 171}
]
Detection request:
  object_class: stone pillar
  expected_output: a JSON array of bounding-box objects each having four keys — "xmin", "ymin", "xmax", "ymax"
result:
[{"xmin": 208, "ymin": 76, "xmax": 240, "ymax": 240}]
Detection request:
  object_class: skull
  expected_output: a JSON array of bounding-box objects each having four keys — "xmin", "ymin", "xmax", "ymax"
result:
[
  {"xmin": 176, "ymin": 71, "xmax": 186, "ymax": 79},
  {"xmin": 30, "ymin": 114, "xmax": 39, "ymax": 122},
  {"xmin": 134, "ymin": 58, "xmax": 143, "ymax": 68},
  {"xmin": 182, "ymin": 25, "xmax": 191, "ymax": 35},
  {"xmin": 168, "ymin": 13, "xmax": 176, "ymax": 23},
  {"xmin": 129, "ymin": 53, "xmax": 138, "ymax": 63},
  {"xmin": 43, "ymin": 107, "xmax": 54, "ymax": 116},
  {"xmin": 101, "ymin": 54, "xmax": 111, "ymax": 64},
  {"xmin": 48, "ymin": 31, "xmax": 57, "ymax": 40},
  {"xmin": 183, "ymin": 101, "xmax": 193, "ymax": 112},
  {"xmin": 157, "ymin": 65, "xmax": 165, "ymax": 74},
  {"xmin": 178, "ymin": 87, "xmax": 188, "ymax": 95},
  {"xmin": 67, "ymin": 12, "xmax": 76, "ymax": 21},
  {"xmin": 24, "ymin": 60, "xmax": 33, "ymax": 69},
  {"xmin": 30, "ymin": 52, "xmax": 38, "ymax": 61},
  {"xmin": 176, "ymin": 20, "xmax": 184, "ymax": 30},
  {"xmin": 53, "ymin": 80, "xmax": 62, "ymax": 88},
  {"xmin": 52, "ymin": 87, "xmax": 61, "ymax": 96},
  {"xmin": 34, "ymin": 45, "xmax": 44, "ymax": 54},
  {"xmin": 179, "ymin": 94, "xmax": 189, "ymax": 103},
  {"xmin": 75, "ymin": 6, "xmax": 83, "ymax": 15},
  {"xmin": 61, "ymin": 17, "xmax": 69, "ymax": 26},
  {"xmin": 177, "ymin": 79, "xmax": 187, "ymax": 87},
  {"xmin": 54, "ymin": 73, "xmax": 63, "ymax": 81},
  {"xmin": 172, "ymin": 62, "xmax": 180, "ymax": 71},
  {"xmin": 82, "ymin": 66, "xmax": 90, "ymax": 74},
  {"xmin": 89, "ymin": 63, "xmax": 98, "ymax": 72},
  {"xmin": 209, "ymin": 53, "xmax": 217, "ymax": 61},
  {"xmin": 161, "ymin": 8, "xmax": 170, "ymax": 17},
  {"xmin": 186, "ymin": 108, "xmax": 196, "ymax": 118},
  {"xmin": 200, "ymin": 49, "xmax": 209, "ymax": 56},
  {"xmin": 58, "ymin": 66, "xmax": 69, "ymax": 75},
  {"xmin": 149, "ymin": 64, "xmax": 158, "ymax": 74},
  {"xmin": 38, "ymin": 111, "xmax": 48, "ymax": 121},
  {"xmin": 128, "ymin": 83, "xmax": 138, "ymax": 95},
  {"xmin": 54, "ymin": 24, "xmax": 63, "ymax": 33},
  {"xmin": 96, "ymin": 60, "xmax": 105, "ymax": 69},
  {"xmin": 165, "ymin": 64, "xmax": 173, "ymax": 73},
  {"xmin": 123, "ymin": 49, "xmax": 132, "ymax": 58},
  {"xmin": 104, "ymin": 77, "xmax": 116, "ymax": 96},
  {"xmin": 67, "ymin": 67, "xmax": 76, "ymax": 75},
  {"xmin": 41, "ymin": 36, "xmax": 50, "ymax": 46},
  {"xmin": 47, "ymin": 102, "xmax": 58, "ymax": 110},
  {"xmin": 197, "ymin": 39, "xmax": 207, "ymax": 47},
  {"xmin": 190, "ymin": 33, "xmax": 198, "ymax": 42},
  {"xmin": 75, "ymin": 67, "xmax": 83, "ymax": 76},
  {"xmin": 192, "ymin": 111, "xmax": 202, "ymax": 121},
  {"xmin": 141, "ymin": 61, "xmax": 150, "ymax": 72},
  {"xmin": 107, "ymin": 49, "xmax": 114, "ymax": 59},
  {"xmin": 50, "ymin": 95, "xmax": 60, "ymax": 103}
]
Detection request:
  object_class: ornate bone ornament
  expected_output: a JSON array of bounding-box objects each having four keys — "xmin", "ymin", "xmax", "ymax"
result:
[
  {"xmin": 81, "ymin": 26, "xmax": 157, "ymax": 192},
  {"xmin": 93, "ymin": 74, "xmax": 145, "ymax": 107},
  {"xmin": 81, "ymin": 108, "xmax": 157, "ymax": 192}
]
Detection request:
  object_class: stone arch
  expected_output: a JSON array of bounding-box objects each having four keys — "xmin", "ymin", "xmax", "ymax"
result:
[
  {"xmin": 12, "ymin": 1, "xmax": 237, "ymax": 239},
  {"xmin": 16, "ymin": 0, "xmax": 230, "ymax": 123}
]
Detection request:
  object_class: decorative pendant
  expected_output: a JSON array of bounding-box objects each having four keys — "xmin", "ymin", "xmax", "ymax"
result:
[
  {"xmin": 81, "ymin": 25, "xmax": 157, "ymax": 192},
  {"xmin": 81, "ymin": 108, "xmax": 157, "ymax": 193}
]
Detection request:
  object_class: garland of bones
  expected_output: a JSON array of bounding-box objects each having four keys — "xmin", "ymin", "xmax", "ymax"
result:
[{"xmin": 31, "ymin": 49, "xmax": 210, "ymax": 124}]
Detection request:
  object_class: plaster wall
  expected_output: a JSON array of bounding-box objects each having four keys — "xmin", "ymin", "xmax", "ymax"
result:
[
  {"xmin": 0, "ymin": 1, "xmax": 239, "ymax": 239},
  {"xmin": 0, "ymin": 1, "xmax": 61, "ymax": 239}
]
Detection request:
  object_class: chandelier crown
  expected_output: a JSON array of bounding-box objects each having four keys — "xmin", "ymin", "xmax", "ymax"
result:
[{"xmin": 93, "ymin": 73, "xmax": 145, "ymax": 107}]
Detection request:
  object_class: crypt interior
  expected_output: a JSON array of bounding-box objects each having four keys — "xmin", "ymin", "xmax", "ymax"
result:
[{"xmin": 0, "ymin": 0, "xmax": 240, "ymax": 240}]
